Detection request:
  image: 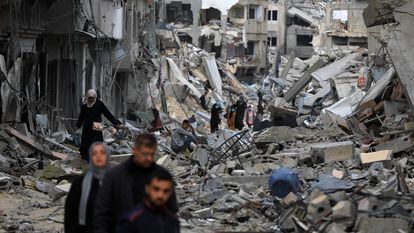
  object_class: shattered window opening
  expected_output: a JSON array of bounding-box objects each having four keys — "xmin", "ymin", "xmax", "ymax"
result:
[
  {"xmin": 296, "ymin": 35, "xmax": 312, "ymax": 46},
  {"xmin": 245, "ymin": 41, "xmax": 255, "ymax": 55}
]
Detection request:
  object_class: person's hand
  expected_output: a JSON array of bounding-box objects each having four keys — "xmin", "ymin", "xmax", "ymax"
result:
[{"xmin": 116, "ymin": 124, "xmax": 123, "ymax": 129}]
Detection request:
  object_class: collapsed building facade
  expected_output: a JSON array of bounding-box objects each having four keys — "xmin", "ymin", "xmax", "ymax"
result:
[
  {"xmin": 162, "ymin": 0, "xmax": 269, "ymax": 77},
  {"xmin": 1, "ymin": 0, "xmax": 414, "ymax": 232},
  {"xmin": 0, "ymin": 0, "xmax": 158, "ymax": 130}
]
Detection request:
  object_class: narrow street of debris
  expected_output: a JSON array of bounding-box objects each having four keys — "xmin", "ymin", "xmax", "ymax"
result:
[{"xmin": 1, "ymin": 0, "xmax": 414, "ymax": 232}]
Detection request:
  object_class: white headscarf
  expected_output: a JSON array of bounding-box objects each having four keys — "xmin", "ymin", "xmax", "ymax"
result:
[{"xmin": 85, "ymin": 89, "xmax": 97, "ymax": 108}]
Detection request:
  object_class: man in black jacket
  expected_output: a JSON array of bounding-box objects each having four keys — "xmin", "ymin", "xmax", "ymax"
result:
[
  {"xmin": 93, "ymin": 133, "xmax": 178, "ymax": 233},
  {"xmin": 117, "ymin": 168, "xmax": 179, "ymax": 233}
]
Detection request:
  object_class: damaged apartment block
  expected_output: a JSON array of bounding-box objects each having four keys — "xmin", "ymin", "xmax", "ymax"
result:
[{"xmin": 1, "ymin": 0, "xmax": 414, "ymax": 232}]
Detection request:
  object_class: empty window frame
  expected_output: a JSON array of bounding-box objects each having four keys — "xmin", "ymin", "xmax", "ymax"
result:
[
  {"xmin": 268, "ymin": 10, "xmax": 278, "ymax": 21},
  {"xmin": 249, "ymin": 8, "xmax": 256, "ymax": 19}
]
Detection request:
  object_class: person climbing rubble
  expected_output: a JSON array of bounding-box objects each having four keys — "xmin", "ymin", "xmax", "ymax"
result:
[
  {"xmin": 117, "ymin": 169, "xmax": 179, "ymax": 233},
  {"xmin": 170, "ymin": 120, "xmax": 197, "ymax": 153},
  {"xmin": 210, "ymin": 102, "xmax": 223, "ymax": 133},
  {"xmin": 76, "ymin": 89, "xmax": 122, "ymax": 161},
  {"xmin": 64, "ymin": 142, "xmax": 110, "ymax": 233}
]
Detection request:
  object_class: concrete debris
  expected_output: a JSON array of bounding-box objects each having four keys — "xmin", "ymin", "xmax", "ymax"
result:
[
  {"xmin": 360, "ymin": 150, "xmax": 392, "ymax": 164},
  {"xmin": 311, "ymin": 141, "xmax": 353, "ymax": 163},
  {"xmin": 1, "ymin": 0, "xmax": 414, "ymax": 232}
]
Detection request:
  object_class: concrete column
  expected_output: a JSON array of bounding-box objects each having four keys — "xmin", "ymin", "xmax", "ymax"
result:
[
  {"xmin": 191, "ymin": 0, "xmax": 202, "ymax": 46},
  {"xmin": 220, "ymin": 13, "xmax": 228, "ymax": 60}
]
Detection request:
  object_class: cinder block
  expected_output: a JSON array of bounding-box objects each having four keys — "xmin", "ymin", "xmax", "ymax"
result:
[{"xmin": 311, "ymin": 141, "xmax": 353, "ymax": 163}]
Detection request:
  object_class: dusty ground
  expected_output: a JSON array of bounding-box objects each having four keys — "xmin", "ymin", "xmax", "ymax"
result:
[{"xmin": 0, "ymin": 189, "xmax": 64, "ymax": 233}]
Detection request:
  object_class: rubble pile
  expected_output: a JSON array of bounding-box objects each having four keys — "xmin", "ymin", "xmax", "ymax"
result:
[{"xmin": 1, "ymin": 0, "xmax": 414, "ymax": 232}]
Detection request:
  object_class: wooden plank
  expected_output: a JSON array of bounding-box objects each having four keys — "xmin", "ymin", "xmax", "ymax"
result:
[
  {"xmin": 6, "ymin": 127, "xmax": 68, "ymax": 160},
  {"xmin": 284, "ymin": 58, "xmax": 325, "ymax": 103}
]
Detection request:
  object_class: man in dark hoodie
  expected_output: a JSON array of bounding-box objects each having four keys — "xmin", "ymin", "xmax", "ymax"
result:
[
  {"xmin": 93, "ymin": 133, "xmax": 178, "ymax": 233},
  {"xmin": 117, "ymin": 168, "xmax": 179, "ymax": 233}
]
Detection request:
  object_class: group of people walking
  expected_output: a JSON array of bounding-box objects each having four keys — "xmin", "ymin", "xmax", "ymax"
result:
[
  {"xmin": 208, "ymin": 94, "xmax": 258, "ymax": 133},
  {"xmin": 67, "ymin": 89, "xmax": 179, "ymax": 233},
  {"xmin": 68, "ymin": 87, "xmax": 265, "ymax": 232}
]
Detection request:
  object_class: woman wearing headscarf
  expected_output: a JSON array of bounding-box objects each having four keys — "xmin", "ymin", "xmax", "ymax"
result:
[
  {"xmin": 76, "ymin": 89, "xmax": 122, "ymax": 161},
  {"xmin": 64, "ymin": 142, "xmax": 109, "ymax": 233}
]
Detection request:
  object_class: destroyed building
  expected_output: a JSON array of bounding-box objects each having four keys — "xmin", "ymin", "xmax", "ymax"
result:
[
  {"xmin": 0, "ymin": 0, "xmax": 158, "ymax": 127},
  {"xmin": 267, "ymin": 0, "xmax": 286, "ymax": 53},
  {"xmin": 162, "ymin": 0, "xmax": 269, "ymax": 76},
  {"xmin": 1, "ymin": 0, "xmax": 414, "ymax": 232},
  {"xmin": 323, "ymin": 0, "xmax": 368, "ymax": 54}
]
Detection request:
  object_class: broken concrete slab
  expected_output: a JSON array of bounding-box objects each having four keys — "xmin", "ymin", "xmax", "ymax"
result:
[
  {"xmin": 311, "ymin": 141, "xmax": 354, "ymax": 163},
  {"xmin": 363, "ymin": 0, "xmax": 397, "ymax": 27},
  {"xmin": 307, "ymin": 191, "xmax": 331, "ymax": 223},
  {"xmin": 312, "ymin": 53, "xmax": 359, "ymax": 82},
  {"xmin": 193, "ymin": 207, "xmax": 213, "ymax": 219},
  {"xmin": 357, "ymin": 196, "xmax": 379, "ymax": 211},
  {"xmin": 322, "ymin": 89, "xmax": 365, "ymax": 118},
  {"xmin": 202, "ymin": 56, "xmax": 222, "ymax": 95},
  {"xmin": 360, "ymin": 150, "xmax": 392, "ymax": 164},
  {"xmin": 255, "ymin": 126, "xmax": 298, "ymax": 144},
  {"xmin": 282, "ymin": 192, "xmax": 298, "ymax": 206},
  {"xmin": 311, "ymin": 175, "xmax": 355, "ymax": 193},
  {"xmin": 221, "ymin": 175, "xmax": 269, "ymax": 188},
  {"xmin": 331, "ymin": 200, "xmax": 355, "ymax": 225},
  {"xmin": 284, "ymin": 58, "xmax": 325, "ymax": 103},
  {"xmin": 374, "ymin": 137, "xmax": 412, "ymax": 154},
  {"xmin": 384, "ymin": 1, "xmax": 414, "ymax": 112},
  {"xmin": 353, "ymin": 216, "xmax": 410, "ymax": 233},
  {"xmin": 332, "ymin": 169, "xmax": 345, "ymax": 179}
]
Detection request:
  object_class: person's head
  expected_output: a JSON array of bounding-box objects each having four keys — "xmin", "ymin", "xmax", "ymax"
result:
[
  {"xmin": 182, "ymin": 119, "xmax": 190, "ymax": 130},
  {"xmin": 152, "ymin": 108, "xmax": 160, "ymax": 118},
  {"xmin": 88, "ymin": 142, "xmax": 109, "ymax": 179},
  {"xmin": 203, "ymin": 90, "xmax": 209, "ymax": 96},
  {"xmin": 89, "ymin": 142, "xmax": 108, "ymax": 169},
  {"xmin": 145, "ymin": 168, "xmax": 174, "ymax": 207},
  {"xmin": 86, "ymin": 89, "xmax": 97, "ymax": 105},
  {"xmin": 132, "ymin": 133, "xmax": 158, "ymax": 168}
]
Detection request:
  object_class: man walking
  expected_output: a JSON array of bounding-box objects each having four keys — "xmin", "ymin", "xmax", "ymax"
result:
[
  {"xmin": 117, "ymin": 169, "xmax": 179, "ymax": 233},
  {"xmin": 93, "ymin": 133, "xmax": 178, "ymax": 233}
]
